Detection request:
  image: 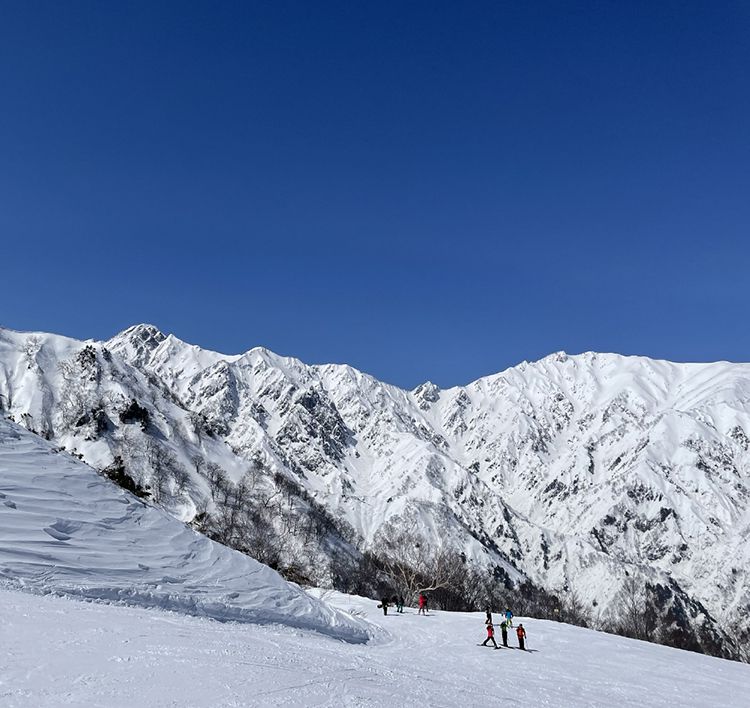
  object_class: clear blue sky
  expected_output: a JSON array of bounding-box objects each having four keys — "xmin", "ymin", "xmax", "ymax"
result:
[{"xmin": 1, "ymin": 1, "xmax": 748, "ymax": 388}]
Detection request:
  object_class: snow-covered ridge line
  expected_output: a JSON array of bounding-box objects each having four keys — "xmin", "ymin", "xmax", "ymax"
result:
[
  {"xmin": 0, "ymin": 417, "xmax": 373, "ymax": 643},
  {"xmin": 1, "ymin": 323, "xmax": 749, "ymax": 659}
]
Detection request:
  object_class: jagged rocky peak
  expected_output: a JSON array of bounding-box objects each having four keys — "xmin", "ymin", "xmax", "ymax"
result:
[
  {"xmin": 115, "ymin": 323, "xmax": 166, "ymax": 348},
  {"xmin": 106, "ymin": 324, "xmax": 168, "ymax": 369},
  {"xmin": 412, "ymin": 381, "xmax": 441, "ymax": 407}
]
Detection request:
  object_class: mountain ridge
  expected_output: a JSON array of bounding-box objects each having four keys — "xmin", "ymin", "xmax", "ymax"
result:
[{"xmin": 1, "ymin": 323, "xmax": 748, "ymax": 659}]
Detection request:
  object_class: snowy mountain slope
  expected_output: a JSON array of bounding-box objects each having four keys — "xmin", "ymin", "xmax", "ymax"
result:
[
  {"xmin": 0, "ymin": 416, "xmax": 371, "ymax": 642},
  {"xmin": 2, "ymin": 585, "xmax": 749, "ymax": 708},
  {"xmin": 1, "ymin": 324, "xmax": 749, "ymax": 657}
]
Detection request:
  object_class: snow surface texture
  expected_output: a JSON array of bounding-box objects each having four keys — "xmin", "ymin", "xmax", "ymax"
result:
[
  {"xmin": 0, "ymin": 417, "xmax": 370, "ymax": 643},
  {"xmin": 1, "ymin": 586, "xmax": 748, "ymax": 708},
  {"xmin": 1, "ymin": 324, "xmax": 749, "ymax": 652}
]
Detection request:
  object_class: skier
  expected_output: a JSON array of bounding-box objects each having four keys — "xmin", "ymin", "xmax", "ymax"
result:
[
  {"xmin": 482, "ymin": 620, "xmax": 498, "ymax": 648},
  {"xmin": 380, "ymin": 596, "xmax": 390, "ymax": 616},
  {"xmin": 485, "ymin": 608, "xmax": 493, "ymax": 625},
  {"xmin": 505, "ymin": 608, "xmax": 513, "ymax": 627},
  {"xmin": 418, "ymin": 593, "xmax": 428, "ymax": 615},
  {"xmin": 500, "ymin": 618, "xmax": 509, "ymax": 647},
  {"xmin": 516, "ymin": 623, "xmax": 527, "ymax": 650},
  {"xmin": 397, "ymin": 595, "xmax": 405, "ymax": 613}
]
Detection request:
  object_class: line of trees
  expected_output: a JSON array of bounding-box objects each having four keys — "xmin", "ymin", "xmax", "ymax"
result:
[{"xmin": 193, "ymin": 457, "xmax": 358, "ymax": 585}]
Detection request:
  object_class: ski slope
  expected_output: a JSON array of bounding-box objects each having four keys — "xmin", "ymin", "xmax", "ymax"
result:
[
  {"xmin": 0, "ymin": 417, "xmax": 369, "ymax": 643},
  {"xmin": 1, "ymin": 586, "xmax": 748, "ymax": 708}
]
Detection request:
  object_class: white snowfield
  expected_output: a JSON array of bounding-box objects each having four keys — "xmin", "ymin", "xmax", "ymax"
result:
[
  {"xmin": 0, "ymin": 417, "xmax": 370, "ymax": 643},
  {"xmin": 1, "ymin": 586, "xmax": 748, "ymax": 708}
]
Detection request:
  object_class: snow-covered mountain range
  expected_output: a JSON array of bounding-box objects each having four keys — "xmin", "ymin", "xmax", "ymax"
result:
[{"xmin": 1, "ymin": 324, "xmax": 748, "ymax": 658}]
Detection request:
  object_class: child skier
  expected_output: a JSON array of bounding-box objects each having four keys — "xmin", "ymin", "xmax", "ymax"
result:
[
  {"xmin": 482, "ymin": 620, "xmax": 499, "ymax": 648},
  {"xmin": 505, "ymin": 608, "xmax": 513, "ymax": 627},
  {"xmin": 516, "ymin": 623, "xmax": 526, "ymax": 650}
]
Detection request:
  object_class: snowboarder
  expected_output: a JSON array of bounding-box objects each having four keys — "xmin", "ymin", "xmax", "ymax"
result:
[
  {"xmin": 418, "ymin": 593, "xmax": 428, "ymax": 615},
  {"xmin": 482, "ymin": 620, "xmax": 498, "ymax": 648},
  {"xmin": 505, "ymin": 608, "xmax": 513, "ymax": 627},
  {"xmin": 516, "ymin": 623, "xmax": 526, "ymax": 650},
  {"xmin": 500, "ymin": 618, "xmax": 509, "ymax": 647}
]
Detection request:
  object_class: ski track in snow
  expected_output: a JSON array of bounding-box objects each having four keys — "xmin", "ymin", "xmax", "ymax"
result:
[{"xmin": 1, "ymin": 586, "xmax": 749, "ymax": 708}]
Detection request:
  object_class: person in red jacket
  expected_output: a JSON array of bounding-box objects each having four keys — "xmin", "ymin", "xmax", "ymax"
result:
[
  {"xmin": 418, "ymin": 593, "xmax": 428, "ymax": 615},
  {"xmin": 516, "ymin": 623, "xmax": 527, "ymax": 650},
  {"xmin": 482, "ymin": 620, "xmax": 499, "ymax": 648}
]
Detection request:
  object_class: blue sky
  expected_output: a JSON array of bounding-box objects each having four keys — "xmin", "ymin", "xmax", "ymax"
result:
[{"xmin": 1, "ymin": 1, "xmax": 748, "ymax": 388}]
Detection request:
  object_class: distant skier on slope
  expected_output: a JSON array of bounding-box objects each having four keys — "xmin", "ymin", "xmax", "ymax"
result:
[
  {"xmin": 396, "ymin": 595, "xmax": 405, "ymax": 613},
  {"xmin": 505, "ymin": 608, "xmax": 513, "ymax": 627},
  {"xmin": 485, "ymin": 608, "xmax": 493, "ymax": 625},
  {"xmin": 379, "ymin": 596, "xmax": 390, "ymax": 615},
  {"xmin": 482, "ymin": 620, "xmax": 499, "ymax": 648},
  {"xmin": 418, "ymin": 593, "xmax": 428, "ymax": 615},
  {"xmin": 516, "ymin": 623, "xmax": 526, "ymax": 650}
]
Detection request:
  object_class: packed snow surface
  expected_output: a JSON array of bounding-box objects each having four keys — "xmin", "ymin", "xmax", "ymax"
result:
[
  {"xmin": 1, "ymin": 586, "xmax": 748, "ymax": 708},
  {"xmin": 0, "ymin": 417, "xmax": 370, "ymax": 643}
]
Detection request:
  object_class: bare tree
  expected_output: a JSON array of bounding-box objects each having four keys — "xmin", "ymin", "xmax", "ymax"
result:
[
  {"xmin": 57, "ymin": 359, "xmax": 96, "ymax": 429},
  {"xmin": 559, "ymin": 589, "xmax": 591, "ymax": 627},
  {"xmin": 376, "ymin": 526, "xmax": 466, "ymax": 604},
  {"xmin": 146, "ymin": 439, "xmax": 185, "ymax": 504},
  {"xmin": 610, "ymin": 574, "xmax": 652, "ymax": 641}
]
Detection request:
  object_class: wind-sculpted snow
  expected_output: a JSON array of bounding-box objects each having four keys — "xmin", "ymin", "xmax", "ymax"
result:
[
  {"xmin": 0, "ymin": 418, "xmax": 372, "ymax": 643},
  {"xmin": 1, "ymin": 324, "xmax": 750, "ymax": 656}
]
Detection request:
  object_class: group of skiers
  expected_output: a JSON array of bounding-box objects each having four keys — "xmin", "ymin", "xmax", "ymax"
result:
[
  {"xmin": 482, "ymin": 608, "xmax": 527, "ymax": 650},
  {"xmin": 377, "ymin": 595, "xmax": 528, "ymax": 651},
  {"xmin": 379, "ymin": 594, "xmax": 407, "ymax": 615},
  {"xmin": 379, "ymin": 592, "xmax": 429, "ymax": 616}
]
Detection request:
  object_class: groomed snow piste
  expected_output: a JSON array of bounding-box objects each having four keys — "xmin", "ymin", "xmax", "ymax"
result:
[
  {"xmin": 1, "ymin": 586, "xmax": 748, "ymax": 707},
  {"xmin": 0, "ymin": 417, "xmax": 371, "ymax": 643}
]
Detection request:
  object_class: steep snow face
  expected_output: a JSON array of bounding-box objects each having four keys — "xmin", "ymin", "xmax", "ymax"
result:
[
  {"xmin": 1, "ymin": 324, "xmax": 749, "ymax": 656},
  {"xmin": 0, "ymin": 417, "xmax": 371, "ymax": 643}
]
